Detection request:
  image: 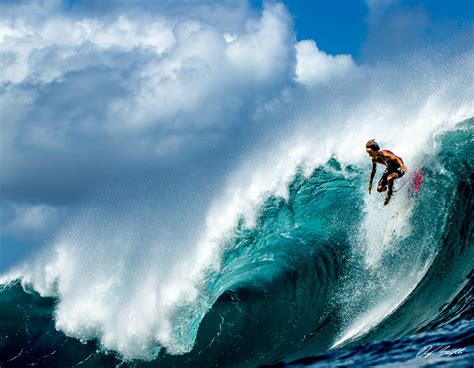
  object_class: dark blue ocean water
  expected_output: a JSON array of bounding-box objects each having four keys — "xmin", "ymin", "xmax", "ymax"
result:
[{"xmin": 0, "ymin": 119, "xmax": 472, "ymax": 367}]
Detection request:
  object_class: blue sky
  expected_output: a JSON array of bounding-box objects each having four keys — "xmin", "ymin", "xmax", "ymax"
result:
[
  {"xmin": 291, "ymin": 0, "xmax": 472, "ymax": 59},
  {"xmin": 0, "ymin": 0, "xmax": 472, "ymax": 272},
  {"xmin": 280, "ymin": 0, "xmax": 368, "ymax": 56}
]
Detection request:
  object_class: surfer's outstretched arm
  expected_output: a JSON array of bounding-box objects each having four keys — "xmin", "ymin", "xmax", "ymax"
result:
[{"xmin": 368, "ymin": 161, "xmax": 377, "ymax": 194}]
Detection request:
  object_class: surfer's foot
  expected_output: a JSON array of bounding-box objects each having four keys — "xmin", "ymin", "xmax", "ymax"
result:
[{"xmin": 384, "ymin": 195, "xmax": 391, "ymax": 206}]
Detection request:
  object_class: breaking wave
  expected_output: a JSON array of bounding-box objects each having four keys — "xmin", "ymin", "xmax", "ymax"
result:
[{"xmin": 0, "ymin": 117, "xmax": 472, "ymax": 367}]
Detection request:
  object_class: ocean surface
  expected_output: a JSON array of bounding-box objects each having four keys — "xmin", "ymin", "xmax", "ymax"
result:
[{"xmin": 0, "ymin": 118, "xmax": 472, "ymax": 367}]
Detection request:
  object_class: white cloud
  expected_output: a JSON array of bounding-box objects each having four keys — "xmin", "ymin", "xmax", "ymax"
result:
[
  {"xmin": 2, "ymin": 203, "xmax": 61, "ymax": 237},
  {"xmin": 0, "ymin": 3, "xmax": 297, "ymax": 179},
  {"xmin": 225, "ymin": 3, "xmax": 293, "ymax": 81},
  {"xmin": 0, "ymin": 1, "xmax": 353, "ymax": 198},
  {"xmin": 108, "ymin": 3, "xmax": 295, "ymax": 132},
  {"xmin": 0, "ymin": 16, "xmax": 175, "ymax": 84},
  {"xmin": 295, "ymin": 40, "xmax": 355, "ymax": 85}
]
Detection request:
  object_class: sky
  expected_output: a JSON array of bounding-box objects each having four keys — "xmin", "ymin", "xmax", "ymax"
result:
[{"xmin": 0, "ymin": 0, "xmax": 473, "ymax": 272}]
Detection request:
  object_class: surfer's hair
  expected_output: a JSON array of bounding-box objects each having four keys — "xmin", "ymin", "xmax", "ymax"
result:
[{"xmin": 366, "ymin": 139, "xmax": 380, "ymax": 151}]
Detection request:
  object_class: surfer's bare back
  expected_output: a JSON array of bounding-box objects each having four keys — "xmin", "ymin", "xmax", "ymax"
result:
[{"xmin": 366, "ymin": 139, "xmax": 408, "ymax": 205}]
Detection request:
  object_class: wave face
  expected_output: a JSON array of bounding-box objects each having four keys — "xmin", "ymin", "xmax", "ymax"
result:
[{"xmin": 0, "ymin": 118, "xmax": 472, "ymax": 367}]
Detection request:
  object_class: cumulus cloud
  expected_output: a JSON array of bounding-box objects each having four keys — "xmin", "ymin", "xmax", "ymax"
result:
[
  {"xmin": 0, "ymin": 16, "xmax": 175, "ymax": 84},
  {"xmin": 1, "ymin": 202, "xmax": 62, "ymax": 238},
  {"xmin": 110, "ymin": 2, "xmax": 294, "ymax": 132},
  {"xmin": 295, "ymin": 40, "xmax": 355, "ymax": 84},
  {"xmin": 0, "ymin": 2, "xmax": 302, "ymax": 206}
]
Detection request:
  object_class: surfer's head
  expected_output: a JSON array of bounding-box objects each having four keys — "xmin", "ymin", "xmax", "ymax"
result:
[{"xmin": 365, "ymin": 139, "xmax": 380, "ymax": 154}]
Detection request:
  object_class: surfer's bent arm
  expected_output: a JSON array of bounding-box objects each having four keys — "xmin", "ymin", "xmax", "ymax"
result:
[
  {"xmin": 384, "ymin": 151, "xmax": 408, "ymax": 173},
  {"xmin": 397, "ymin": 157, "xmax": 408, "ymax": 173},
  {"xmin": 368, "ymin": 161, "xmax": 377, "ymax": 193}
]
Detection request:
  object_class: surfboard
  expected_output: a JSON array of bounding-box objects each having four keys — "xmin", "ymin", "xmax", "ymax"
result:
[{"xmin": 408, "ymin": 169, "xmax": 424, "ymax": 198}]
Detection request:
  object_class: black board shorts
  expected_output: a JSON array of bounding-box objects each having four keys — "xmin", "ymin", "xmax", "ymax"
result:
[{"xmin": 378, "ymin": 168, "xmax": 405, "ymax": 187}]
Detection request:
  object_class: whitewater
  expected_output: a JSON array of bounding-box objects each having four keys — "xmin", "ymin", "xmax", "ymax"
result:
[{"xmin": 1, "ymin": 40, "xmax": 473, "ymax": 368}]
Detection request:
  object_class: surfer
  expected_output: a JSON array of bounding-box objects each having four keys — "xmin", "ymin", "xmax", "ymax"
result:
[{"xmin": 366, "ymin": 139, "xmax": 408, "ymax": 205}]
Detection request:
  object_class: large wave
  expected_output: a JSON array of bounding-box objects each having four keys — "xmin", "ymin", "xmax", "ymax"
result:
[{"xmin": 0, "ymin": 117, "xmax": 472, "ymax": 366}]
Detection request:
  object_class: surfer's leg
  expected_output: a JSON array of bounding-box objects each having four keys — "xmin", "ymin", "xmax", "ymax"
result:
[
  {"xmin": 377, "ymin": 171, "xmax": 389, "ymax": 193},
  {"xmin": 384, "ymin": 172, "xmax": 400, "ymax": 205}
]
